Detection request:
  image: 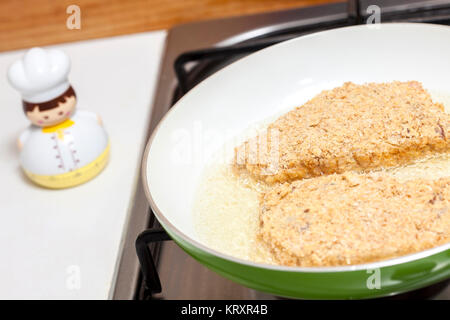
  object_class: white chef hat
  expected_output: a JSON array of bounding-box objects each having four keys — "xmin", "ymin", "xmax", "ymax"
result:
[{"xmin": 7, "ymin": 47, "xmax": 71, "ymax": 103}]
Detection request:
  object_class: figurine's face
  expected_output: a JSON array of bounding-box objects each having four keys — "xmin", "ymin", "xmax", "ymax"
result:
[{"xmin": 26, "ymin": 96, "xmax": 76, "ymax": 127}]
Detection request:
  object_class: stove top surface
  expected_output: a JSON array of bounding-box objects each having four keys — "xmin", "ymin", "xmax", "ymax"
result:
[{"xmin": 112, "ymin": 0, "xmax": 450, "ymax": 300}]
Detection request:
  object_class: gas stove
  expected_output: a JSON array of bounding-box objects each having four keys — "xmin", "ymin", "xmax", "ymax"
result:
[{"xmin": 112, "ymin": 0, "xmax": 450, "ymax": 300}]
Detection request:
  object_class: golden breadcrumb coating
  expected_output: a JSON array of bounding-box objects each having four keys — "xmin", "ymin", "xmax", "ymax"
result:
[
  {"xmin": 259, "ymin": 172, "xmax": 450, "ymax": 267},
  {"xmin": 235, "ymin": 81, "xmax": 449, "ymax": 183}
]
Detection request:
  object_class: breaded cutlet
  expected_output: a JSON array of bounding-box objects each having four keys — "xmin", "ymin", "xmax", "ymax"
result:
[
  {"xmin": 235, "ymin": 81, "xmax": 450, "ymax": 184},
  {"xmin": 259, "ymin": 172, "xmax": 450, "ymax": 267}
]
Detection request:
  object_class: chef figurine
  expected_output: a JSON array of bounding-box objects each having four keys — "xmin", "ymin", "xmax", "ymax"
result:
[{"xmin": 8, "ymin": 47, "xmax": 110, "ymax": 189}]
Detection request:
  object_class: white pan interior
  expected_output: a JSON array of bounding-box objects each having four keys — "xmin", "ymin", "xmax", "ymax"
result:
[{"xmin": 145, "ymin": 23, "xmax": 450, "ymax": 244}]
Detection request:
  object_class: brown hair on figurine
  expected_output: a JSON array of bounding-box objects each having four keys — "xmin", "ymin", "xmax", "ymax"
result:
[{"xmin": 22, "ymin": 86, "xmax": 76, "ymax": 113}]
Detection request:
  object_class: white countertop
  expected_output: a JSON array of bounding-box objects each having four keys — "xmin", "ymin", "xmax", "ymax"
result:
[{"xmin": 0, "ymin": 31, "xmax": 166, "ymax": 299}]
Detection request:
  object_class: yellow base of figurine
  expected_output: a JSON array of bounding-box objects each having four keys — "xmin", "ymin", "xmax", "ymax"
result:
[{"xmin": 23, "ymin": 143, "xmax": 110, "ymax": 189}]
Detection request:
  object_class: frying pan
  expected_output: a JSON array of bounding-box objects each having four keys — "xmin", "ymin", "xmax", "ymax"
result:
[{"xmin": 142, "ymin": 23, "xmax": 450, "ymax": 299}]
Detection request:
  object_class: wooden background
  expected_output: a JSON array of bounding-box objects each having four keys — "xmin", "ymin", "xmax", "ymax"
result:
[{"xmin": 0, "ymin": 0, "xmax": 339, "ymax": 52}]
